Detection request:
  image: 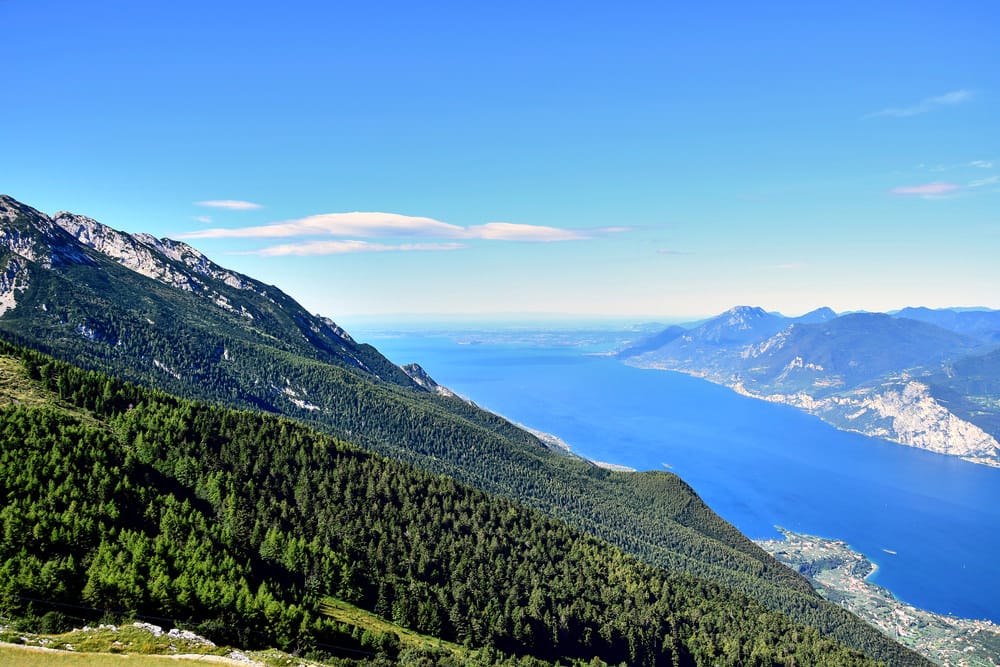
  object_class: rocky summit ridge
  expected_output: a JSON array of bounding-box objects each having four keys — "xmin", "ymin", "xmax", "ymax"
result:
[
  {"xmin": 0, "ymin": 193, "xmax": 417, "ymax": 390},
  {"xmin": 52, "ymin": 209, "xmax": 254, "ymax": 295}
]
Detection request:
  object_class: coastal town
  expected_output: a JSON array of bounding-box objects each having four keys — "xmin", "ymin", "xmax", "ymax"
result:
[{"xmin": 758, "ymin": 529, "xmax": 1000, "ymax": 666}]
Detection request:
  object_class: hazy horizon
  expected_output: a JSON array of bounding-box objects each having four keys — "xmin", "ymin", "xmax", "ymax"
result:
[{"xmin": 335, "ymin": 304, "xmax": 998, "ymax": 334}]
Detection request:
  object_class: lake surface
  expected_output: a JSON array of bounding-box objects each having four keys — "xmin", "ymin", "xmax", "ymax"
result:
[{"xmin": 359, "ymin": 328, "xmax": 1000, "ymax": 624}]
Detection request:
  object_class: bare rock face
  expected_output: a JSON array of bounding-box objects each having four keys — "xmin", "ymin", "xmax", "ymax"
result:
[
  {"xmin": 861, "ymin": 382, "xmax": 1000, "ymax": 460},
  {"xmin": 133, "ymin": 233, "xmax": 253, "ymax": 291},
  {"xmin": 51, "ymin": 211, "xmax": 263, "ymax": 304},
  {"xmin": 732, "ymin": 380, "xmax": 1000, "ymax": 465},
  {"xmin": 401, "ymin": 363, "xmax": 458, "ymax": 398},
  {"xmin": 318, "ymin": 316, "xmax": 355, "ymax": 343},
  {"xmin": 54, "ymin": 211, "xmax": 202, "ymax": 291},
  {"xmin": 0, "ymin": 196, "xmax": 57, "ymax": 315},
  {"xmin": 49, "ymin": 211, "xmax": 273, "ymax": 321},
  {"xmin": 0, "ymin": 256, "xmax": 29, "ymax": 317}
]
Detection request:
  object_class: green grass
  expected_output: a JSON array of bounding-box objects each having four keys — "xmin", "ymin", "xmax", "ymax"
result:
[
  {"xmin": 0, "ymin": 356, "xmax": 101, "ymax": 427},
  {"xmin": 0, "ymin": 625, "xmax": 229, "ymax": 666},
  {"xmin": 0, "ymin": 643, "xmax": 227, "ymax": 666},
  {"xmin": 0, "ymin": 625, "xmax": 334, "ymax": 667},
  {"xmin": 1, "ymin": 625, "xmax": 225, "ymax": 658},
  {"xmin": 0, "ymin": 356, "xmax": 49, "ymax": 407},
  {"xmin": 318, "ymin": 597, "xmax": 470, "ymax": 660}
]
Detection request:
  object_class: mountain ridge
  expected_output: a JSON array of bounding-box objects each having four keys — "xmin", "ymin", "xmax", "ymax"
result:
[
  {"xmin": 0, "ymin": 194, "xmax": 417, "ymax": 391},
  {"xmin": 620, "ymin": 304, "xmax": 1000, "ymax": 465}
]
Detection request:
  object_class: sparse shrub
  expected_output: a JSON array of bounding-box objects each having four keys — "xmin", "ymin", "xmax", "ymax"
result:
[{"xmin": 37, "ymin": 610, "xmax": 73, "ymax": 634}]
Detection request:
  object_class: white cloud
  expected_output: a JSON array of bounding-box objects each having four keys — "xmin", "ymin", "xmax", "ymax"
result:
[
  {"xmin": 180, "ymin": 211, "xmax": 610, "ymax": 243},
  {"xmin": 183, "ymin": 212, "xmax": 465, "ymax": 240},
  {"xmin": 773, "ymin": 262, "xmax": 805, "ymax": 270},
  {"xmin": 890, "ymin": 175, "xmax": 997, "ymax": 197},
  {"xmin": 194, "ymin": 199, "xmax": 263, "ymax": 210},
  {"xmin": 467, "ymin": 222, "xmax": 586, "ymax": 241},
  {"xmin": 245, "ymin": 240, "xmax": 466, "ymax": 256},
  {"xmin": 968, "ymin": 175, "xmax": 1000, "ymax": 188},
  {"xmin": 890, "ymin": 182, "xmax": 962, "ymax": 197},
  {"xmin": 970, "ymin": 160, "xmax": 994, "ymax": 169},
  {"xmin": 193, "ymin": 215, "xmax": 213, "ymax": 224},
  {"xmin": 867, "ymin": 90, "xmax": 973, "ymax": 118}
]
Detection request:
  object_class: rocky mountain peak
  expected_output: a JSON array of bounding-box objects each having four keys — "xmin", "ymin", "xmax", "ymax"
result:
[
  {"xmin": 794, "ymin": 306, "xmax": 837, "ymax": 324},
  {"xmin": 720, "ymin": 305, "xmax": 773, "ymax": 329},
  {"xmin": 1, "ymin": 197, "xmax": 54, "ymax": 315},
  {"xmin": 1, "ymin": 196, "xmax": 99, "ymax": 276},
  {"xmin": 0, "ymin": 195, "xmax": 60, "ymax": 237},
  {"xmin": 0, "ymin": 194, "xmax": 39, "ymax": 221},
  {"xmin": 401, "ymin": 363, "xmax": 458, "ymax": 398},
  {"xmin": 2, "ymin": 195, "xmax": 250, "ymax": 311},
  {"xmin": 52, "ymin": 210, "xmax": 104, "ymax": 240},
  {"xmin": 695, "ymin": 306, "xmax": 783, "ymax": 344},
  {"xmin": 318, "ymin": 316, "xmax": 355, "ymax": 343}
]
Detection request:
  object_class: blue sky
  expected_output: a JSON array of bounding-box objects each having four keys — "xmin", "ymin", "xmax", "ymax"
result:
[{"xmin": 2, "ymin": 1, "xmax": 998, "ymax": 322}]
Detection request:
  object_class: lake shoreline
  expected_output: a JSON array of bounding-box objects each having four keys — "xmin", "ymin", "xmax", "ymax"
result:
[
  {"xmin": 361, "ymin": 332, "xmax": 1000, "ymax": 625},
  {"xmin": 757, "ymin": 528, "xmax": 1000, "ymax": 666}
]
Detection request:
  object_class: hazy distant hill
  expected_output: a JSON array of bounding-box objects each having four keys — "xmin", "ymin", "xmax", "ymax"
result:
[
  {"xmin": 925, "ymin": 346, "xmax": 1000, "ymax": 441},
  {"xmin": 0, "ymin": 194, "xmax": 926, "ymax": 664},
  {"xmin": 616, "ymin": 306, "xmax": 786, "ymax": 374},
  {"xmin": 793, "ymin": 306, "xmax": 838, "ymax": 325},
  {"xmin": 615, "ymin": 325, "xmax": 688, "ymax": 359},
  {"xmin": 620, "ymin": 305, "xmax": 1000, "ymax": 465},
  {"xmin": 894, "ymin": 306, "xmax": 1000, "ymax": 343},
  {"xmin": 741, "ymin": 313, "xmax": 980, "ymax": 391},
  {"xmin": 618, "ymin": 306, "xmax": 840, "ymax": 367}
]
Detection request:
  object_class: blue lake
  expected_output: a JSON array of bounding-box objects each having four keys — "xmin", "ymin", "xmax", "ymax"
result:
[{"xmin": 361, "ymin": 330, "xmax": 1000, "ymax": 624}]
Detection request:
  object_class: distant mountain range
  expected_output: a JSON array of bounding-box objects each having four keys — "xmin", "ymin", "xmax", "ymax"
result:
[
  {"xmin": 0, "ymin": 194, "xmax": 928, "ymax": 664},
  {"xmin": 618, "ymin": 305, "xmax": 1000, "ymax": 465}
]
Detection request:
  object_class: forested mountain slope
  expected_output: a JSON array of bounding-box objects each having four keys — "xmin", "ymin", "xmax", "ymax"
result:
[
  {"xmin": 0, "ymin": 194, "xmax": 414, "ymax": 397},
  {"xmin": 0, "ymin": 195, "xmax": 926, "ymax": 664},
  {"xmin": 0, "ymin": 343, "xmax": 901, "ymax": 666}
]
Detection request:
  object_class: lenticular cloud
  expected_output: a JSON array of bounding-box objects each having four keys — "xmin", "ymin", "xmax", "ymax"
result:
[{"xmin": 890, "ymin": 182, "xmax": 960, "ymax": 196}]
